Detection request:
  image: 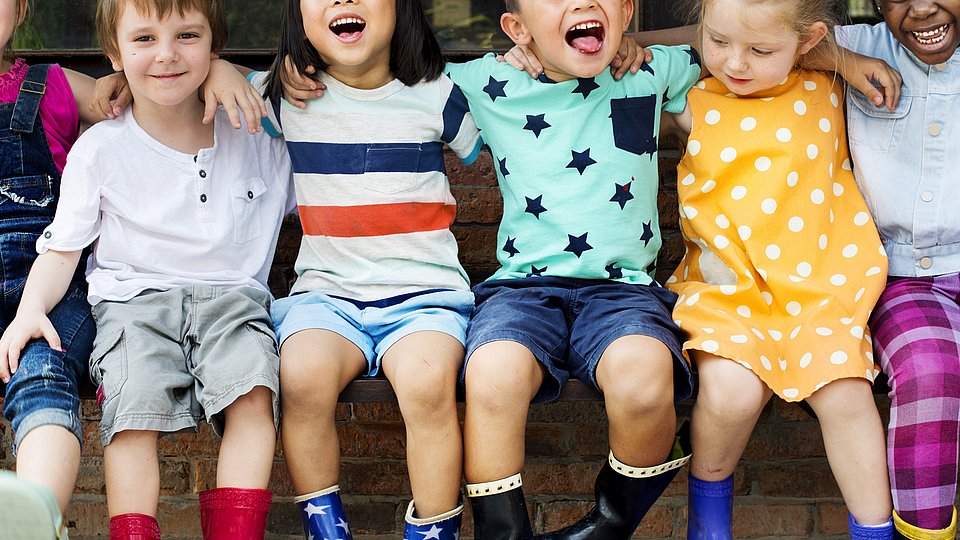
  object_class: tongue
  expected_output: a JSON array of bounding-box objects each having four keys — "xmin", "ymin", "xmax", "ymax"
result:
[
  {"xmin": 571, "ymin": 36, "xmax": 602, "ymax": 54},
  {"xmin": 338, "ymin": 31, "xmax": 363, "ymax": 40}
]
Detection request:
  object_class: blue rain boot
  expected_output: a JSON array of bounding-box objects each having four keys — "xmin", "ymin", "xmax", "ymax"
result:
[
  {"xmin": 296, "ymin": 485, "xmax": 353, "ymax": 540},
  {"xmin": 402, "ymin": 499, "xmax": 463, "ymax": 540},
  {"xmin": 849, "ymin": 513, "xmax": 894, "ymax": 540},
  {"xmin": 687, "ymin": 473, "xmax": 733, "ymax": 540}
]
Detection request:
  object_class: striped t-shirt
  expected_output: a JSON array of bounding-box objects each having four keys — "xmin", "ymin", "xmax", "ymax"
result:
[{"xmin": 254, "ymin": 71, "xmax": 482, "ymax": 302}]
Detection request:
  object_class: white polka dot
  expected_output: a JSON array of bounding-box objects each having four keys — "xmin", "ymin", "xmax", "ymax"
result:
[
  {"xmin": 841, "ymin": 317, "xmax": 854, "ymax": 325},
  {"xmin": 755, "ymin": 157, "xmax": 772, "ymax": 171},
  {"xmin": 811, "ymin": 189, "xmax": 825, "ymax": 204},
  {"xmin": 769, "ymin": 329, "xmax": 783, "ymax": 341},
  {"xmin": 819, "ymin": 118, "xmax": 831, "ymax": 133},
  {"xmin": 766, "ymin": 244, "xmax": 781, "ymax": 260},
  {"xmin": 695, "ymin": 81, "xmax": 706, "ymax": 89},
  {"xmin": 740, "ymin": 117, "xmax": 757, "ymax": 131},
  {"xmin": 830, "ymin": 93, "xmax": 840, "ymax": 107},
  {"xmin": 833, "ymin": 182, "xmax": 844, "ymax": 197},
  {"xmin": 855, "ymin": 288, "xmax": 866, "ymax": 302},
  {"xmin": 687, "ymin": 139, "xmax": 701, "ymax": 156},
  {"xmin": 721, "ymin": 147, "xmax": 737, "ymax": 162},
  {"xmin": 829, "ymin": 209, "xmax": 835, "ymax": 223},
  {"xmin": 738, "ymin": 226, "xmax": 752, "ymax": 240},
  {"xmin": 776, "ymin": 128, "xmax": 792, "ymax": 142},
  {"xmin": 702, "ymin": 179, "xmax": 717, "ymax": 193},
  {"xmin": 757, "ymin": 268, "xmax": 768, "ymax": 280},
  {"xmin": 731, "ymin": 334, "xmax": 748, "ymax": 344},
  {"xmin": 681, "ymin": 173, "xmax": 696, "ymax": 186},
  {"xmin": 738, "ymin": 361, "xmax": 752, "ymax": 370},
  {"xmin": 683, "ymin": 266, "xmax": 689, "ymax": 279},
  {"xmin": 851, "ymin": 326, "xmax": 864, "ymax": 339},
  {"xmin": 702, "ymin": 327, "xmax": 714, "ymax": 334},
  {"xmin": 842, "ymin": 245, "xmax": 858, "ymax": 258},
  {"xmin": 799, "ymin": 352, "xmax": 813, "ymax": 368},
  {"xmin": 831, "ymin": 274, "xmax": 847, "ymax": 286},
  {"xmin": 866, "ymin": 266, "xmax": 882, "ymax": 277},
  {"xmin": 807, "ymin": 144, "xmax": 819, "ymax": 159},
  {"xmin": 761, "ymin": 97, "xmax": 774, "ymax": 102},
  {"xmin": 803, "ymin": 80, "xmax": 818, "ymax": 91},
  {"xmin": 761, "ymin": 292, "xmax": 773, "ymax": 306},
  {"xmin": 714, "ymin": 235, "xmax": 730, "ymax": 249},
  {"xmin": 752, "ymin": 328, "xmax": 766, "ymax": 339},
  {"xmin": 731, "ymin": 186, "xmax": 747, "ymax": 200},
  {"xmin": 666, "ymin": 275, "xmax": 678, "ymax": 284},
  {"xmin": 796, "ymin": 262, "xmax": 812, "ymax": 277},
  {"xmin": 815, "ymin": 382, "xmax": 828, "ymax": 392},
  {"xmin": 787, "ymin": 171, "xmax": 799, "ymax": 187},
  {"xmin": 705, "ymin": 109, "xmax": 721, "ymax": 125},
  {"xmin": 819, "ymin": 234, "xmax": 828, "ymax": 250},
  {"xmin": 760, "ymin": 356, "xmax": 772, "ymax": 370},
  {"xmin": 685, "ymin": 292, "xmax": 700, "ymax": 306},
  {"xmin": 778, "ymin": 358, "xmax": 788, "ymax": 371},
  {"xmin": 842, "ymin": 159, "xmax": 852, "ymax": 171},
  {"xmin": 702, "ymin": 340, "xmax": 719, "ymax": 353},
  {"xmin": 879, "ymin": 245, "xmax": 887, "ymax": 255},
  {"xmin": 854, "ymin": 212, "xmax": 870, "ymax": 226},
  {"xmin": 737, "ymin": 305, "xmax": 751, "ymax": 318},
  {"xmin": 789, "ymin": 274, "xmax": 804, "ymax": 283},
  {"xmin": 866, "ymin": 368, "xmax": 875, "ymax": 381},
  {"xmin": 720, "ymin": 285, "xmax": 737, "ymax": 295},
  {"xmin": 782, "ymin": 388, "xmax": 800, "ymax": 399},
  {"xmin": 683, "ymin": 206, "xmax": 698, "ymax": 218},
  {"xmin": 786, "ymin": 301, "xmax": 801, "ymax": 316},
  {"xmin": 830, "ymin": 351, "xmax": 848, "ymax": 365},
  {"xmin": 790, "ymin": 326, "xmax": 801, "ymax": 339},
  {"xmin": 816, "ymin": 327, "xmax": 833, "ymax": 336},
  {"xmin": 715, "ymin": 214, "xmax": 730, "ymax": 229},
  {"xmin": 761, "ymin": 198, "xmax": 777, "ymax": 214},
  {"xmin": 788, "ymin": 216, "xmax": 804, "ymax": 232},
  {"xmin": 794, "ymin": 100, "xmax": 807, "ymax": 115}
]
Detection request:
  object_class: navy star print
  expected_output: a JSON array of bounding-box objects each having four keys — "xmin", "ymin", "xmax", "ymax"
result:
[
  {"xmin": 567, "ymin": 149, "xmax": 597, "ymax": 175},
  {"xmin": 524, "ymin": 114, "xmax": 551, "ymax": 138},
  {"xmin": 640, "ymin": 221, "xmax": 654, "ymax": 247},
  {"xmin": 527, "ymin": 265, "xmax": 548, "ymax": 277},
  {"xmin": 572, "ymin": 78, "xmax": 600, "ymax": 99},
  {"xmin": 610, "ymin": 180, "xmax": 635, "ymax": 210},
  {"xmin": 525, "ymin": 195, "xmax": 547, "ymax": 219},
  {"xmin": 605, "ymin": 263, "xmax": 624, "ymax": 279},
  {"xmin": 565, "ymin": 233, "xmax": 593, "ymax": 258},
  {"xmin": 499, "ymin": 157, "xmax": 510, "ymax": 177},
  {"xmin": 640, "ymin": 62, "xmax": 655, "ymax": 76},
  {"xmin": 503, "ymin": 237, "xmax": 520, "ymax": 258},
  {"xmin": 686, "ymin": 46, "xmax": 701, "ymax": 65},
  {"xmin": 484, "ymin": 76, "xmax": 508, "ymax": 101}
]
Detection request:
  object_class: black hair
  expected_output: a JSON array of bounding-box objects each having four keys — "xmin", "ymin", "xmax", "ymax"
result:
[
  {"xmin": 504, "ymin": 0, "xmax": 518, "ymax": 12},
  {"xmin": 264, "ymin": 0, "xmax": 445, "ymax": 101}
]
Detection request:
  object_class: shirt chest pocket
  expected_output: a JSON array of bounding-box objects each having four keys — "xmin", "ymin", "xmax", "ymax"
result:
[
  {"xmin": 232, "ymin": 177, "xmax": 267, "ymax": 244},
  {"xmin": 610, "ymin": 95, "xmax": 659, "ymax": 158},
  {"xmin": 363, "ymin": 145, "xmax": 422, "ymax": 195},
  {"xmin": 847, "ymin": 90, "xmax": 911, "ymax": 154}
]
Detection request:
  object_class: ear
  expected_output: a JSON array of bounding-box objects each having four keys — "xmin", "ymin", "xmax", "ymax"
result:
[
  {"xmin": 501, "ymin": 11, "xmax": 532, "ymax": 46},
  {"xmin": 108, "ymin": 53, "xmax": 123, "ymax": 73},
  {"xmin": 798, "ymin": 21, "xmax": 828, "ymax": 55},
  {"xmin": 621, "ymin": 0, "xmax": 635, "ymax": 31}
]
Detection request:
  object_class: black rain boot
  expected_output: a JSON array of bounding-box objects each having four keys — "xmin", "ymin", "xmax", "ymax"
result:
[
  {"xmin": 534, "ymin": 424, "xmax": 692, "ymax": 540},
  {"xmin": 467, "ymin": 474, "xmax": 534, "ymax": 540}
]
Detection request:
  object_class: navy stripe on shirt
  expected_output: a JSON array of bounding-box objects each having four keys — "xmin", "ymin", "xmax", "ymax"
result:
[
  {"xmin": 286, "ymin": 141, "xmax": 445, "ymax": 175},
  {"xmin": 441, "ymin": 83, "xmax": 471, "ymax": 145}
]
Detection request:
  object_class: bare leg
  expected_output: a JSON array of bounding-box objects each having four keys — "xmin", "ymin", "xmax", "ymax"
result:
[
  {"xmin": 806, "ymin": 377, "xmax": 892, "ymax": 526},
  {"xmin": 103, "ymin": 430, "xmax": 160, "ymax": 517},
  {"xmin": 463, "ymin": 341, "xmax": 544, "ymax": 483},
  {"xmin": 217, "ymin": 386, "xmax": 276, "ymax": 488},
  {"xmin": 381, "ymin": 331, "xmax": 463, "ymax": 517},
  {"xmin": 279, "ymin": 330, "xmax": 366, "ymax": 494},
  {"xmin": 690, "ymin": 353, "xmax": 773, "ymax": 480},
  {"xmin": 16, "ymin": 425, "xmax": 80, "ymax": 515}
]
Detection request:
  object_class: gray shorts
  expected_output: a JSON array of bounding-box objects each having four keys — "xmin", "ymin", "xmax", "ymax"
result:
[{"xmin": 90, "ymin": 286, "xmax": 280, "ymax": 447}]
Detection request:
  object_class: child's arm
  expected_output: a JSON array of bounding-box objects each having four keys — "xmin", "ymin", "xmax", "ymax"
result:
[
  {"xmin": 0, "ymin": 249, "xmax": 82, "ymax": 383},
  {"xmin": 501, "ymin": 38, "xmax": 652, "ymax": 80},
  {"xmin": 200, "ymin": 59, "xmax": 267, "ymax": 132},
  {"xmin": 63, "ymin": 69, "xmax": 130, "ymax": 123},
  {"xmin": 801, "ymin": 45, "xmax": 902, "ymax": 111}
]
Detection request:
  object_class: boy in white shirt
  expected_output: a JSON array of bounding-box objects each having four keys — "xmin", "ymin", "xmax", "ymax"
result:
[{"xmin": 0, "ymin": 0, "xmax": 293, "ymax": 538}]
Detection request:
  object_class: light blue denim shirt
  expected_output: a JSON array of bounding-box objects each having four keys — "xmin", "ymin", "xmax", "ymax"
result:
[{"xmin": 837, "ymin": 24, "xmax": 960, "ymax": 277}]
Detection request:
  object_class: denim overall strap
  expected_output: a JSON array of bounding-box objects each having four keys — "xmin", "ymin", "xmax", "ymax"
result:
[{"xmin": 11, "ymin": 64, "xmax": 49, "ymax": 134}]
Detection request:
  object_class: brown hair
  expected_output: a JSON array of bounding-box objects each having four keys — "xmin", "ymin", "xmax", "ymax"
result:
[
  {"xmin": 96, "ymin": 0, "xmax": 227, "ymax": 60},
  {"xmin": 5, "ymin": 0, "xmax": 29, "ymax": 62},
  {"xmin": 504, "ymin": 0, "xmax": 519, "ymax": 13}
]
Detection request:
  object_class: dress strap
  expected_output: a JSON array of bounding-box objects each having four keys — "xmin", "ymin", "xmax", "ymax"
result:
[{"xmin": 11, "ymin": 64, "xmax": 50, "ymax": 133}]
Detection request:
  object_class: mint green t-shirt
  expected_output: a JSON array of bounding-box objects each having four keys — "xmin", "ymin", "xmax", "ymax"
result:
[{"xmin": 446, "ymin": 46, "xmax": 701, "ymax": 285}]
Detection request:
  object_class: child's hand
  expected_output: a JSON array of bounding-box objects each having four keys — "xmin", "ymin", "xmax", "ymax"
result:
[
  {"xmin": 89, "ymin": 73, "xmax": 131, "ymax": 120},
  {"xmin": 610, "ymin": 37, "xmax": 653, "ymax": 80},
  {"xmin": 841, "ymin": 53, "xmax": 903, "ymax": 111},
  {"xmin": 201, "ymin": 59, "xmax": 267, "ymax": 133},
  {"xmin": 498, "ymin": 45, "xmax": 543, "ymax": 78},
  {"xmin": 0, "ymin": 312, "xmax": 61, "ymax": 384},
  {"xmin": 280, "ymin": 56, "xmax": 326, "ymax": 109}
]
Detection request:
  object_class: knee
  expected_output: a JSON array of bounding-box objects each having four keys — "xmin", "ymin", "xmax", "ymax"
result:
[
  {"xmin": 890, "ymin": 352, "xmax": 960, "ymax": 400},
  {"xmin": 394, "ymin": 362, "xmax": 458, "ymax": 424},
  {"xmin": 280, "ymin": 358, "xmax": 339, "ymax": 411},
  {"xmin": 696, "ymin": 372, "xmax": 768, "ymax": 422},
  {"xmin": 599, "ymin": 345, "xmax": 674, "ymax": 416},
  {"xmin": 464, "ymin": 344, "xmax": 539, "ymax": 412},
  {"xmin": 226, "ymin": 386, "xmax": 274, "ymax": 422}
]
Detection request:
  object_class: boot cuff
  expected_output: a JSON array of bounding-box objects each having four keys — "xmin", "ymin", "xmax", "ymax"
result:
[
  {"xmin": 109, "ymin": 513, "xmax": 160, "ymax": 539},
  {"xmin": 199, "ymin": 487, "xmax": 272, "ymax": 512},
  {"xmin": 894, "ymin": 509, "xmax": 957, "ymax": 540},
  {"xmin": 466, "ymin": 474, "xmax": 523, "ymax": 498},
  {"xmin": 405, "ymin": 499, "xmax": 464, "ymax": 525}
]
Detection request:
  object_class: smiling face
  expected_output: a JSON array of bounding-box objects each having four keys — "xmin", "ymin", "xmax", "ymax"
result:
[
  {"xmin": 501, "ymin": 0, "xmax": 634, "ymax": 82},
  {"xmin": 878, "ymin": 0, "xmax": 960, "ymax": 65},
  {"xmin": 700, "ymin": 0, "xmax": 824, "ymax": 96},
  {"xmin": 300, "ymin": 0, "xmax": 395, "ymax": 88}
]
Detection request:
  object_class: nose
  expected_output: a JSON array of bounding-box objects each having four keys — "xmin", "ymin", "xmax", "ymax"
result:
[
  {"xmin": 908, "ymin": 0, "xmax": 938, "ymax": 17},
  {"xmin": 571, "ymin": 0, "xmax": 598, "ymax": 11},
  {"xmin": 331, "ymin": 0, "xmax": 356, "ymax": 5},
  {"xmin": 726, "ymin": 50, "xmax": 747, "ymax": 72},
  {"xmin": 155, "ymin": 39, "xmax": 178, "ymax": 63}
]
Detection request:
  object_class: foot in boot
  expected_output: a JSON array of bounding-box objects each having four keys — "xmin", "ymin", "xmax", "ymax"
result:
[
  {"xmin": 296, "ymin": 485, "xmax": 353, "ymax": 540},
  {"xmin": 403, "ymin": 500, "xmax": 463, "ymax": 540},
  {"xmin": 467, "ymin": 474, "xmax": 533, "ymax": 540},
  {"xmin": 687, "ymin": 474, "xmax": 733, "ymax": 540},
  {"xmin": 849, "ymin": 513, "xmax": 893, "ymax": 540}
]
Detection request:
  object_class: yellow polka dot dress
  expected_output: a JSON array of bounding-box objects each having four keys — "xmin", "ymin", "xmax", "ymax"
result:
[{"xmin": 667, "ymin": 71, "xmax": 887, "ymax": 401}]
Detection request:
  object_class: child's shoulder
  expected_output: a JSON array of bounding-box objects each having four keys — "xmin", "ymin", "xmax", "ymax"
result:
[{"xmin": 835, "ymin": 23, "xmax": 899, "ymax": 59}]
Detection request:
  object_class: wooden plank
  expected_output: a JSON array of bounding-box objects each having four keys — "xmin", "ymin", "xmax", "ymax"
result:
[{"xmin": 336, "ymin": 378, "xmax": 603, "ymax": 403}]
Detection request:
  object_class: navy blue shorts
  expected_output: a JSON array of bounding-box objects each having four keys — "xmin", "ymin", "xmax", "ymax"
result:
[{"xmin": 463, "ymin": 277, "xmax": 694, "ymax": 403}]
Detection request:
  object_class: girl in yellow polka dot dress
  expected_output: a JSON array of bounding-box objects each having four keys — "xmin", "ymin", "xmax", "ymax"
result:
[{"xmin": 660, "ymin": 0, "xmax": 897, "ymax": 538}]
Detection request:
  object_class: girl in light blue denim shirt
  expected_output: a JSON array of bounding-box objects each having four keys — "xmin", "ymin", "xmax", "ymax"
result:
[{"xmin": 837, "ymin": 2, "xmax": 960, "ymax": 538}]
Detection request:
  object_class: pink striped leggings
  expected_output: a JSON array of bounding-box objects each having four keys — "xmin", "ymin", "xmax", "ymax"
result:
[{"xmin": 870, "ymin": 274, "xmax": 960, "ymax": 530}]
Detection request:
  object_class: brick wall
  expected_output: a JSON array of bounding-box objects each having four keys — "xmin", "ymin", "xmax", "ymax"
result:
[{"xmin": 0, "ymin": 147, "xmax": 891, "ymax": 539}]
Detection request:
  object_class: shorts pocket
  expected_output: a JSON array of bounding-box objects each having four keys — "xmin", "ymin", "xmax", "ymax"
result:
[
  {"xmin": 610, "ymin": 95, "xmax": 659, "ymax": 157},
  {"xmin": 0, "ymin": 174, "xmax": 53, "ymax": 208},
  {"xmin": 88, "ymin": 327, "xmax": 127, "ymax": 408},
  {"xmin": 231, "ymin": 177, "xmax": 267, "ymax": 243}
]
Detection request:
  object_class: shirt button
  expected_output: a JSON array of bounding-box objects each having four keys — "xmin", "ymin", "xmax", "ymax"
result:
[
  {"xmin": 200, "ymin": 194, "xmax": 207, "ymax": 203},
  {"xmin": 193, "ymin": 155, "xmax": 198, "ymax": 162},
  {"xmin": 920, "ymin": 257, "xmax": 933, "ymax": 269},
  {"xmin": 199, "ymin": 170, "xmax": 207, "ymax": 178},
  {"xmin": 929, "ymin": 123, "xmax": 942, "ymax": 136},
  {"xmin": 935, "ymin": 63, "xmax": 948, "ymax": 71},
  {"xmin": 43, "ymin": 231, "xmax": 52, "ymax": 239},
  {"xmin": 247, "ymin": 191, "xmax": 254, "ymax": 199},
  {"xmin": 922, "ymin": 191, "xmax": 934, "ymax": 202}
]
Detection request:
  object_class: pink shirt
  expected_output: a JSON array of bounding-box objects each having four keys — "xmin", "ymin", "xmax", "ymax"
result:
[{"xmin": 0, "ymin": 58, "xmax": 79, "ymax": 173}]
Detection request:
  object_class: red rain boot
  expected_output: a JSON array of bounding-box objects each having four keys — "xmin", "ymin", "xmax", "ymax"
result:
[
  {"xmin": 199, "ymin": 487, "xmax": 272, "ymax": 540},
  {"xmin": 109, "ymin": 513, "xmax": 161, "ymax": 540}
]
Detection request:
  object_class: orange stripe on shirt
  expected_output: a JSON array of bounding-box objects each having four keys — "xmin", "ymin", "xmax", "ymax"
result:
[{"xmin": 299, "ymin": 202, "xmax": 457, "ymax": 238}]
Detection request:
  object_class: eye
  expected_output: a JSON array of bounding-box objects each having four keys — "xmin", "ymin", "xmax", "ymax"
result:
[
  {"xmin": 708, "ymin": 35, "xmax": 727, "ymax": 46},
  {"xmin": 178, "ymin": 32, "xmax": 200, "ymax": 40},
  {"xmin": 752, "ymin": 48, "xmax": 773, "ymax": 56},
  {"xmin": 133, "ymin": 35, "xmax": 154, "ymax": 43}
]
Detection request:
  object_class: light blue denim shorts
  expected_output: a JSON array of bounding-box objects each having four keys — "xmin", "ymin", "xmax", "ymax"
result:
[{"xmin": 271, "ymin": 289, "xmax": 474, "ymax": 376}]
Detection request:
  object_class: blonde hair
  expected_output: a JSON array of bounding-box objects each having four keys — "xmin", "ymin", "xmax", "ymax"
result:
[{"xmin": 96, "ymin": 0, "xmax": 227, "ymax": 60}]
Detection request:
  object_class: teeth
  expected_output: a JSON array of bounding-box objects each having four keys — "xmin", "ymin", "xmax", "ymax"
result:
[
  {"xmin": 331, "ymin": 17, "xmax": 364, "ymax": 27},
  {"xmin": 912, "ymin": 24, "xmax": 948, "ymax": 44},
  {"xmin": 572, "ymin": 22, "xmax": 601, "ymax": 31}
]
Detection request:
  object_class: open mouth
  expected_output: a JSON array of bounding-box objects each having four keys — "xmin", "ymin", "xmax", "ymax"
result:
[
  {"xmin": 911, "ymin": 23, "xmax": 951, "ymax": 45},
  {"xmin": 330, "ymin": 16, "xmax": 366, "ymax": 40},
  {"xmin": 565, "ymin": 21, "xmax": 605, "ymax": 54}
]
